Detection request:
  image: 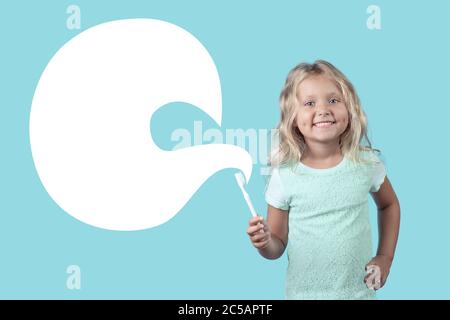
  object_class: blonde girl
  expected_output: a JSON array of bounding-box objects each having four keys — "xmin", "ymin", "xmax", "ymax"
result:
[{"xmin": 247, "ymin": 60, "xmax": 400, "ymax": 299}]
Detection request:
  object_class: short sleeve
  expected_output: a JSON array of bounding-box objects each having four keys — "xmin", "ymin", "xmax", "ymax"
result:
[
  {"xmin": 369, "ymin": 153, "xmax": 387, "ymax": 193},
  {"xmin": 264, "ymin": 167, "xmax": 290, "ymax": 211}
]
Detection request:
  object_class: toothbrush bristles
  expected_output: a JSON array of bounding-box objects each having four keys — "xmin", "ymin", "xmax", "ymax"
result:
[
  {"xmin": 234, "ymin": 171, "xmax": 258, "ymax": 217},
  {"xmin": 234, "ymin": 172, "xmax": 246, "ymax": 185}
]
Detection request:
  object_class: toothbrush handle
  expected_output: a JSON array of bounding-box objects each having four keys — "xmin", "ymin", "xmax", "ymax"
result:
[{"xmin": 243, "ymin": 192, "xmax": 258, "ymax": 217}]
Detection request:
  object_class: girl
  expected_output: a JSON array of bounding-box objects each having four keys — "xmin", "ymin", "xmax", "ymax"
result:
[{"xmin": 247, "ymin": 60, "xmax": 400, "ymax": 299}]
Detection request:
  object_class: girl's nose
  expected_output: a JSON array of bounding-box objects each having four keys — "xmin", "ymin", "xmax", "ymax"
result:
[
  {"xmin": 317, "ymin": 108, "xmax": 331, "ymax": 116},
  {"xmin": 316, "ymin": 101, "xmax": 331, "ymax": 115}
]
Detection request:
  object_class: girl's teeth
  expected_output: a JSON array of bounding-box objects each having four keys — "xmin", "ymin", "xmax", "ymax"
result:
[{"xmin": 315, "ymin": 122, "xmax": 333, "ymax": 127}]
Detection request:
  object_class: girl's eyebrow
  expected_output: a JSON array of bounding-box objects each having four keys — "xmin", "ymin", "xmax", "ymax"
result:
[
  {"xmin": 301, "ymin": 92, "xmax": 341, "ymax": 100},
  {"xmin": 326, "ymin": 92, "xmax": 342, "ymax": 98}
]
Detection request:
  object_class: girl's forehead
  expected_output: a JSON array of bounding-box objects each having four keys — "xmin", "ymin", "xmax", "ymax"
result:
[{"xmin": 297, "ymin": 75, "xmax": 341, "ymax": 97}]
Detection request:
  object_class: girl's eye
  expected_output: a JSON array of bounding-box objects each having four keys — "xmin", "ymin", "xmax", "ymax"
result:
[
  {"xmin": 329, "ymin": 98, "xmax": 340, "ymax": 104},
  {"xmin": 304, "ymin": 101, "xmax": 315, "ymax": 107}
]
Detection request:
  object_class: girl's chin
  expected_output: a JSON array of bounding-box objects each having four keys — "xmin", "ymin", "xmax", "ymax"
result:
[{"xmin": 304, "ymin": 132, "xmax": 342, "ymax": 142}]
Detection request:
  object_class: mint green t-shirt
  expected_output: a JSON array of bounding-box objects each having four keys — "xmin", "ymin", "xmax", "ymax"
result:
[{"xmin": 264, "ymin": 150, "xmax": 386, "ymax": 300}]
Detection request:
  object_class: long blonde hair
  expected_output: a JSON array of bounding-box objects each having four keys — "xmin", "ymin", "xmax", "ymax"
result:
[{"xmin": 269, "ymin": 60, "xmax": 378, "ymax": 167}]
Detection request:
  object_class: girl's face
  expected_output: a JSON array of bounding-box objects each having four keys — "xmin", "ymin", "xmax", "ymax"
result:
[{"xmin": 295, "ymin": 75, "xmax": 349, "ymax": 147}]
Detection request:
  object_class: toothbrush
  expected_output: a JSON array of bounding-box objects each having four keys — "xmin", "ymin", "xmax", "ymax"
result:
[{"xmin": 234, "ymin": 172, "xmax": 258, "ymax": 217}]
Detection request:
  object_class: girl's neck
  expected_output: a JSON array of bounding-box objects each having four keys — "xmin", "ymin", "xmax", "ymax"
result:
[{"xmin": 301, "ymin": 142, "xmax": 342, "ymax": 163}]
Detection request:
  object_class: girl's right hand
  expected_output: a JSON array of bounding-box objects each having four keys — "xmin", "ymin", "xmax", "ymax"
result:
[{"xmin": 247, "ymin": 216, "xmax": 271, "ymax": 249}]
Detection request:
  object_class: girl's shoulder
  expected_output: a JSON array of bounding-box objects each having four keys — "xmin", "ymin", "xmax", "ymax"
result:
[
  {"xmin": 265, "ymin": 162, "xmax": 299, "ymax": 184},
  {"xmin": 356, "ymin": 146, "xmax": 383, "ymax": 164},
  {"xmin": 347, "ymin": 147, "xmax": 385, "ymax": 177},
  {"xmin": 266, "ymin": 163, "xmax": 292, "ymax": 177}
]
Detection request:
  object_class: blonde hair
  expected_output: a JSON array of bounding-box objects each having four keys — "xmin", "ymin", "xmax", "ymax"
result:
[{"xmin": 269, "ymin": 60, "xmax": 379, "ymax": 168}]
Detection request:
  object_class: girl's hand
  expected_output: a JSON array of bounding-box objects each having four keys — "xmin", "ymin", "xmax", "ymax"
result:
[
  {"xmin": 247, "ymin": 216, "xmax": 271, "ymax": 250},
  {"xmin": 364, "ymin": 255, "xmax": 393, "ymax": 290}
]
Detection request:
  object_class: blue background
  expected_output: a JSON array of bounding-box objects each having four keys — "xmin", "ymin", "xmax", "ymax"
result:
[{"xmin": 1, "ymin": 0, "xmax": 449, "ymax": 299}]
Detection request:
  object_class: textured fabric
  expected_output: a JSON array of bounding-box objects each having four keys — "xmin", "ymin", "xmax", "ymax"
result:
[{"xmin": 264, "ymin": 150, "xmax": 386, "ymax": 300}]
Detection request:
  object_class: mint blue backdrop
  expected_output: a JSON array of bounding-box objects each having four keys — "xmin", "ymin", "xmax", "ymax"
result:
[{"xmin": 1, "ymin": 0, "xmax": 448, "ymax": 299}]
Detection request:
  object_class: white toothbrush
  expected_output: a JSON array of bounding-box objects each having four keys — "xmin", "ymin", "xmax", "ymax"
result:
[{"xmin": 234, "ymin": 172, "xmax": 258, "ymax": 217}]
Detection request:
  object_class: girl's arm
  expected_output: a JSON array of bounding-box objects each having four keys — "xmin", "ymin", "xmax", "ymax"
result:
[
  {"xmin": 366, "ymin": 177, "xmax": 400, "ymax": 288},
  {"xmin": 247, "ymin": 205, "xmax": 288, "ymax": 260},
  {"xmin": 370, "ymin": 176, "xmax": 401, "ymax": 262}
]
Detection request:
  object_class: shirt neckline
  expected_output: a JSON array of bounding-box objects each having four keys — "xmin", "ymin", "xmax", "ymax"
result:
[{"xmin": 296, "ymin": 155, "xmax": 348, "ymax": 174}]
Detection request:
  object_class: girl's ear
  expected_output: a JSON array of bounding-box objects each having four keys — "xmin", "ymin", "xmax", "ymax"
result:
[
  {"xmin": 294, "ymin": 126, "xmax": 303, "ymax": 140},
  {"xmin": 343, "ymin": 112, "xmax": 351, "ymax": 132},
  {"xmin": 345, "ymin": 120, "xmax": 351, "ymax": 132},
  {"xmin": 339, "ymin": 121, "xmax": 351, "ymax": 144},
  {"xmin": 341, "ymin": 122, "xmax": 350, "ymax": 137}
]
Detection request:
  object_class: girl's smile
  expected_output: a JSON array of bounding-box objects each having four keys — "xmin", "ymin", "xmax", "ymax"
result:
[{"xmin": 313, "ymin": 121, "xmax": 336, "ymax": 128}]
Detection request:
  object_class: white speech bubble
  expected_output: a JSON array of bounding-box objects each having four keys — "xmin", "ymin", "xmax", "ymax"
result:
[{"xmin": 30, "ymin": 19, "xmax": 253, "ymax": 231}]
